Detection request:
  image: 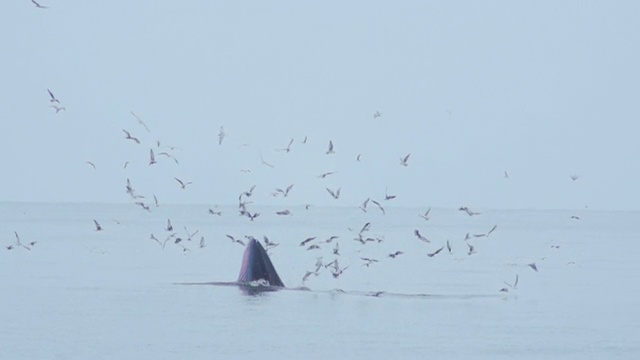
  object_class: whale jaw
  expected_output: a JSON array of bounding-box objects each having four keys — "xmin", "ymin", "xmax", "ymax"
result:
[{"xmin": 237, "ymin": 239, "xmax": 284, "ymax": 287}]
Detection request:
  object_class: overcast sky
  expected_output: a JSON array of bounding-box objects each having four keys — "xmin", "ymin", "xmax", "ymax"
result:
[{"xmin": 1, "ymin": 1, "xmax": 639, "ymax": 210}]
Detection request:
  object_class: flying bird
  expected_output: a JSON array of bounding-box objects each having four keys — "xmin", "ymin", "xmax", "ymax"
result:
[
  {"xmin": 446, "ymin": 240, "xmax": 452, "ymax": 254},
  {"xmin": 300, "ymin": 237, "xmax": 316, "ymax": 247},
  {"xmin": 260, "ymin": 154, "xmax": 274, "ymax": 168},
  {"xmin": 326, "ymin": 140, "xmax": 335, "ymax": 154},
  {"xmin": 384, "ymin": 188, "xmax": 396, "ymax": 201},
  {"xmin": 356, "ymin": 154, "xmax": 362, "ymax": 161},
  {"xmin": 218, "ymin": 126, "xmax": 225, "ymax": 145},
  {"xmin": 47, "ymin": 89, "xmax": 58, "ymax": 102},
  {"xmin": 130, "ymin": 112, "xmax": 151, "ymax": 133},
  {"xmin": 528, "ymin": 263, "xmax": 539, "ymax": 272},
  {"xmin": 419, "ymin": 208, "xmax": 431, "ymax": 221},
  {"xmin": 85, "ymin": 161, "xmax": 96, "ymax": 170},
  {"xmin": 373, "ymin": 111, "xmax": 381, "ymax": 119},
  {"xmin": 414, "ymin": 229, "xmax": 430, "ymax": 243},
  {"xmin": 459, "ymin": 206, "xmax": 480, "ymax": 216},
  {"xmin": 276, "ymin": 210, "xmax": 291, "ymax": 216},
  {"xmin": 148, "ymin": 149, "xmax": 156, "ymax": 165},
  {"xmin": 174, "ymin": 177, "xmax": 192, "ymax": 189},
  {"xmin": 570, "ymin": 174, "xmax": 579, "ymax": 181},
  {"xmin": 326, "ymin": 187, "xmax": 341, "ymax": 199},
  {"xmin": 93, "ymin": 219, "xmax": 103, "ymax": 231},
  {"xmin": 317, "ymin": 171, "xmax": 335, "ymax": 179},
  {"xmin": 359, "ymin": 198, "xmax": 370, "ymax": 212},
  {"xmin": 276, "ymin": 138, "xmax": 294, "ymax": 153},
  {"xmin": 274, "ymin": 184, "xmax": 294, "ymax": 197},
  {"xmin": 122, "ymin": 129, "xmax": 140, "ymax": 144},
  {"xmin": 388, "ymin": 251, "xmax": 404, "ymax": 259},
  {"xmin": 49, "ymin": 105, "xmax": 65, "ymax": 113},
  {"xmin": 166, "ymin": 219, "xmax": 173, "ymax": 232},
  {"xmin": 158, "ymin": 152, "xmax": 179, "ymax": 164},
  {"xmin": 400, "ymin": 153, "xmax": 410, "ymax": 166},
  {"xmin": 370, "ymin": 199, "xmax": 385, "ymax": 215},
  {"xmin": 427, "ymin": 246, "xmax": 444, "ymax": 257}
]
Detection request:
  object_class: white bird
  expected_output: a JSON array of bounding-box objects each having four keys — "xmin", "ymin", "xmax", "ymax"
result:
[
  {"xmin": 326, "ymin": 140, "xmax": 335, "ymax": 154},
  {"xmin": 130, "ymin": 111, "xmax": 151, "ymax": 133},
  {"xmin": 49, "ymin": 105, "xmax": 65, "ymax": 113},
  {"xmin": 85, "ymin": 161, "xmax": 96, "ymax": 170},
  {"xmin": 149, "ymin": 149, "xmax": 156, "ymax": 165},
  {"xmin": 47, "ymin": 89, "xmax": 58, "ymax": 102},
  {"xmin": 218, "ymin": 126, "xmax": 225, "ymax": 145},
  {"xmin": 326, "ymin": 187, "xmax": 340, "ymax": 199},
  {"xmin": 373, "ymin": 111, "xmax": 381, "ymax": 119},
  {"xmin": 400, "ymin": 153, "xmax": 411, "ymax": 166},
  {"xmin": 122, "ymin": 129, "xmax": 140, "ymax": 144},
  {"xmin": 32, "ymin": 0, "xmax": 48, "ymax": 9},
  {"xmin": 93, "ymin": 219, "xmax": 103, "ymax": 231},
  {"xmin": 174, "ymin": 177, "xmax": 192, "ymax": 189}
]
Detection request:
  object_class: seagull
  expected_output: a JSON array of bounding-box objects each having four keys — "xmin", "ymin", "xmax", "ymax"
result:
[
  {"xmin": 459, "ymin": 206, "xmax": 480, "ymax": 216},
  {"xmin": 153, "ymin": 194, "xmax": 159, "ymax": 207},
  {"xmin": 274, "ymin": 184, "xmax": 294, "ymax": 197},
  {"xmin": 47, "ymin": 89, "xmax": 58, "ymax": 102},
  {"xmin": 123, "ymin": 161, "xmax": 130, "ymax": 169},
  {"xmin": 228, "ymin": 235, "xmax": 246, "ymax": 247},
  {"xmin": 135, "ymin": 202, "xmax": 150, "ymax": 212},
  {"xmin": 487, "ymin": 225, "xmax": 498, "ymax": 237},
  {"xmin": 199, "ymin": 236, "xmax": 206, "ymax": 248},
  {"xmin": 419, "ymin": 208, "xmax": 431, "ymax": 221},
  {"xmin": 302, "ymin": 135, "xmax": 308, "ymax": 144},
  {"xmin": 174, "ymin": 177, "xmax": 192, "ymax": 189},
  {"xmin": 414, "ymin": 229, "xmax": 430, "ymax": 243},
  {"xmin": 467, "ymin": 242, "xmax": 477, "ymax": 255},
  {"xmin": 384, "ymin": 188, "xmax": 396, "ymax": 201},
  {"xmin": 307, "ymin": 244, "xmax": 321, "ymax": 251},
  {"xmin": 446, "ymin": 240, "xmax": 452, "ymax": 254},
  {"xmin": 149, "ymin": 149, "xmax": 156, "ymax": 166},
  {"xmin": 277, "ymin": 138, "xmax": 294, "ymax": 153},
  {"xmin": 130, "ymin": 111, "xmax": 151, "ymax": 133},
  {"xmin": 332, "ymin": 242, "xmax": 340, "ymax": 255},
  {"xmin": 504, "ymin": 171, "xmax": 509, "ymax": 179},
  {"xmin": 93, "ymin": 219, "xmax": 103, "ymax": 231},
  {"xmin": 528, "ymin": 263, "xmax": 538, "ymax": 272},
  {"xmin": 427, "ymin": 246, "xmax": 444, "ymax": 257},
  {"xmin": 317, "ymin": 171, "xmax": 335, "ymax": 179},
  {"xmin": 208, "ymin": 208, "xmax": 222, "ymax": 216},
  {"xmin": 571, "ymin": 215, "xmax": 581, "ymax": 220},
  {"xmin": 388, "ymin": 251, "xmax": 404, "ymax": 259},
  {"xmin": 85, "ymin": 161, "xmax": 96, "ymax": 170},
  {"xmin": 400, "ymin": 153, "xmax": 411, "ymax": 166},
  {"xmin": 300, "ymin": 237, "xmax": 316, "ymax": 247},
  {"xmin": 49, "ymin": 105, "xmax": 66, "ymax": 113},
  {"xmin": 326, "ymin": 187, "xmax": 341, "ymax": 199},
  {"xmin": 218, "ymin": 126, "xmax": 225, "ymax": 145},
  {"xmin": 260, "ymin": 154, "xmax": 274, "ymax": 168},
  {"xmin": 359, "ymin": 198, "xmax": 370, "ymax": 212},
  {"xmin": 359, "ymin": 222, "xmax": 371, "ymax": 234},
  {"xmin": 324, "ymin": 235, "xmax": 339, "ymax": 243},
  {"xmin": 356, "ymin": 154, "xmax": 362, "ymax": 162},
  {"xmin": 370, "ymin": 199, "xmax": 385, "ymax": 215},
  {"xmin": 503, "ymin": 274, "xmax": 519, "ymax": 290},
  {"xmin": 373, "ymin": 110, "xmax": 381, "ymax": 119},
  {"xmin": 13, "ymin": 232, "xmax": 31, "ymax": 250},
  {"xmin": 158, "ymin": 152, "xmax": 179, "ymax": 164},
  {"xmin": 570, "ymin": 174, "xmax": 579, "ymax": 181},
  {"xmin": 326, "ymin": 140, "xmax": 335, "ymax": 154},
  {"xmin": 276, "ymin": 210, "xmax": 291, "ymax": 216},
  {"xmin": 360, "ymin": 257, "xmax": 379, "ymax": 267},
  {"xmin": 166, "ymin": 219, "xmax": 173, "ymax": 232},
  {"xmin": 122, "ymin": 129, "xmax": 140, "ymax": 144}
]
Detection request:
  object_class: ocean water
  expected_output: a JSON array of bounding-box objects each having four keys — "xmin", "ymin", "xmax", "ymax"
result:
[{"xmin": 1, "ymin": 202, "xmax": 638, "ymax": 359}]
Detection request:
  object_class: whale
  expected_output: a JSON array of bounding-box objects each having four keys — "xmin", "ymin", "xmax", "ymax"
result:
[{"xmin": 237, "ymin": 238, "xmax": 284, "ymax": 287}]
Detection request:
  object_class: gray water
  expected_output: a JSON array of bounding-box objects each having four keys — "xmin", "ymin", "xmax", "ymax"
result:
[{"xmin": 1, "ymin": 203, "xmax": 638, "ymax": 359}]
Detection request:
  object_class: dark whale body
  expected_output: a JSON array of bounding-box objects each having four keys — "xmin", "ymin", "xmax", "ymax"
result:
[{"xmin": 237, "ymin": 239, "xmax": 284, "ymax": 287}]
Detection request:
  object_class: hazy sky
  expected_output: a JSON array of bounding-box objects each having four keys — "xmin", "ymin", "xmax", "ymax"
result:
[{"xmin": 2, "ymin": 1, "xmax": 639, "ymax": 210}]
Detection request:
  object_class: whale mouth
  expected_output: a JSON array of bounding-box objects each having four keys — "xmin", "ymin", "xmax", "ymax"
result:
[{"xmin": 237, "ymin": 239, "xmax": 285, "ymax": 288}]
